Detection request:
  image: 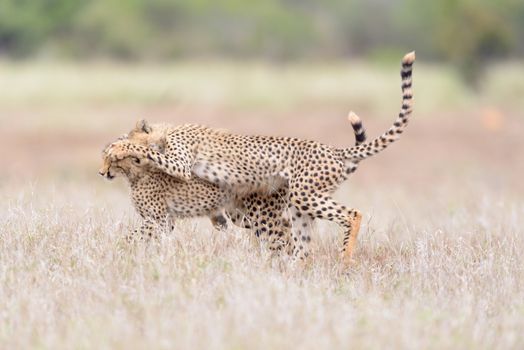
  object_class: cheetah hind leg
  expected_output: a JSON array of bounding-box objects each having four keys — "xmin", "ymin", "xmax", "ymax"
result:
[
  {"xmin": 289, "ymin": 191, "xmax": 362, "ymax": 268},
  {"xmin": 339, "ymin": 209, "xmax": 362, "ymax": 267}
]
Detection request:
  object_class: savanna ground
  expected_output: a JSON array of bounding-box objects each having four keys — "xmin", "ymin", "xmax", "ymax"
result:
[{"xmin": 1, "ymin": 60, "xmax": 523, "ymax": 349}]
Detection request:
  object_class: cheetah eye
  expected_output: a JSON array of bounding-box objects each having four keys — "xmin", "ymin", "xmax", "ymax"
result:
[{"xmin": 133, "ymin": 157, "xmax": 141, "ymax": 165}]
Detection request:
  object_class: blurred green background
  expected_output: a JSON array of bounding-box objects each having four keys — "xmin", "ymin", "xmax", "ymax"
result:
[{"xmin": 1, "ymin": 0, "xmax": 523, "ymax": 84}]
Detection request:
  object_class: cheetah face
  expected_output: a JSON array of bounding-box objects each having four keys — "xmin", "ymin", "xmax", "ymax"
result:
[
  {"xmin": 99, "ymin": 142, "xmax": 142, "ymax": 180},
  {"xmin": 99, "ymin": 120, "xmax": 164, "ymax": 181}
]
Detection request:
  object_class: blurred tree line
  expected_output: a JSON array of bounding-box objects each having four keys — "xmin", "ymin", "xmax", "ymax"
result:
[{"xmin": 0, "ymin": 0, "xmax": 523, "ymax": 84}]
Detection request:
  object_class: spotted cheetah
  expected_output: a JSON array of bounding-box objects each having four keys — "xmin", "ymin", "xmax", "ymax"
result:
[
  {"xmin": 100, "ymin": 151, "xmax": 226, "ymax": 238},
  {"xmin": 100, "ymin": 113, "xmax": 367, "ymax": 256},
  {"xmin": 107, "ymin": 51, "xmax": 414, "ymax": 266},
  {"xmin": 100, "ymin": 140, "xmax": 294, "ymax": 252}
]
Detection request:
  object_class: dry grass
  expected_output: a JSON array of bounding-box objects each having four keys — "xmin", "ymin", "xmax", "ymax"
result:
[
  {"xmin": 1, "ymin": 60, "xmax": 523, "ymax": 349},
  {"xmin": 1, "ymin": 181, "xmax": 522, "ymax": 350}
]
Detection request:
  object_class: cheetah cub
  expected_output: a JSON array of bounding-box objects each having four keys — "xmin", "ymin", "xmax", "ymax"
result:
[{"xmin": 100, "ymin": 140, "xmax": 294, "ymax": 253}]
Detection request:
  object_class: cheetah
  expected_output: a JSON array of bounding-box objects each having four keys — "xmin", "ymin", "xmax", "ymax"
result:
[
  {"xmin": 100, "ymin": 140, "xmax": 293, "ymax": 252},
  {"xmin": 106, "ymin": 51, "xmax": 415, "ymax": 266},
  {"xmin": 100, "ymin": 113, "xmax": 367, "ymax": 256},
  {"xmin": 100, "ymin": 150, "xmax": 228, "ymax": 238}
]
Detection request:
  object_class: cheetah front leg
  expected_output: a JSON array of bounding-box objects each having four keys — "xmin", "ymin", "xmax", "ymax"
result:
[
  {"xmin": 127, "ymin": 215, "xmax": 177, "ymax": 242},
  {"xmin": 289, "ymin": 206, "xmax": 313, "ymax": 266},
  {"xmin": 107, "ymin": 140, "xmax": 192, "ymax": 181},
  {"xmin": 126, "ymin": 218, "xmax": 161, "ymax": 242}
]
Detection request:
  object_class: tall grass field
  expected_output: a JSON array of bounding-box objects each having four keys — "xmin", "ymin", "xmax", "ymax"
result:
[{"xmin": 1, "ymin": 61, "xmax": 522, "ymax": 349}]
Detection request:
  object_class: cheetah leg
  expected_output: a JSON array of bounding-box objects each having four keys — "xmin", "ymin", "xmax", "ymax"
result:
[
  {"xmin": 340, "ymin": 210, "xmax": 362, "ymax": 266},
  {"xmin": 267, "ymin": 217, "xmax": 292, "ymax": 256},
  {"xmin": 126, "ymin": 218, "xmax": 160, "ymax": 242},
  {"xmin": 225, "ymin": 192, "xmax": 292, "ymax": 257},
  {"xmin": 129, "ymin": 195, "xmax": 173, "ymax": 243},
  {"xmin": 107, "ymin": 140, "xmax": 192, "ymax": 181},
  {"xmin": 252, "ymin": 215, "xmax": 292, "ymax": 259},
  {"xmin": 242, "ymin": 190, "xmax": 292, "ymax": 256},
  {"xmin": 290, "ymin": 191, "xmax": 362, "ymax": 268},
  {"xmin": 289, "ymin": 206, "xmax": 313, "ymax": 265}
]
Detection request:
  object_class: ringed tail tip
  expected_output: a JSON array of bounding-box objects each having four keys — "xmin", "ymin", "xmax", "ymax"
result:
[
  {"xmin": 347, "ymin": 111, "xmax": 361, "ymax": 125},
  {"xmin": 402, "ymin": 51, "xmax": 416, "ymax": 64}
]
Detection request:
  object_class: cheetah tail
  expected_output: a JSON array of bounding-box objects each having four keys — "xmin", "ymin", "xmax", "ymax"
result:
[
  {"xmin": 339, "ymin": 51, "xmax": 415, "ymax": 162},
  {"xmin": 348, "ymin": 111, "xmax": 367, "ymax": 146}
]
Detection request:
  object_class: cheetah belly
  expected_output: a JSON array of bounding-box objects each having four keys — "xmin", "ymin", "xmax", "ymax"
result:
[{"xmin": 193, "ymin": 159, "xmax": 288, "ymax": 195}]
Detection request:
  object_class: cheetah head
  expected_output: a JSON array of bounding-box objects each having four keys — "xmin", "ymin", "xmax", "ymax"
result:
[
  {"xmin": 99, "ymin": 121, "xmax": 164, "ymax": 180},
  {"xmin": 98, "ymin": 141, "xmax": 142, "ymax": 180},
  {"xmin": 126, "ymin": 119, "xmax": 166, "ymax": 153}
]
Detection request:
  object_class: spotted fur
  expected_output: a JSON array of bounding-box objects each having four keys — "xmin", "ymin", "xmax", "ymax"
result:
[
  {"xmin": 106, "ymin": 52, "xmax": 414, "ymax": 266},
  {"xmin": 100, "ymin": 146, "xmax": 294, "ymax": 251},
  {"xmin": 100, "ymin": 112, "xmax": 367, "ymax": 259}
]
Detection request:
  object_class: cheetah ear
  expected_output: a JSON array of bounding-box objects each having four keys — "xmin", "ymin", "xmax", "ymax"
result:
[{"xmin": 136, "ymin": 119, "xmax": 152, "ymax": 134}]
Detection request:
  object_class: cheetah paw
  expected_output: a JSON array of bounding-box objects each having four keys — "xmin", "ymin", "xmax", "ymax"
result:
[{"xmin": 107, "ymin": 140, "xmax": 135, "ymax": 161}]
